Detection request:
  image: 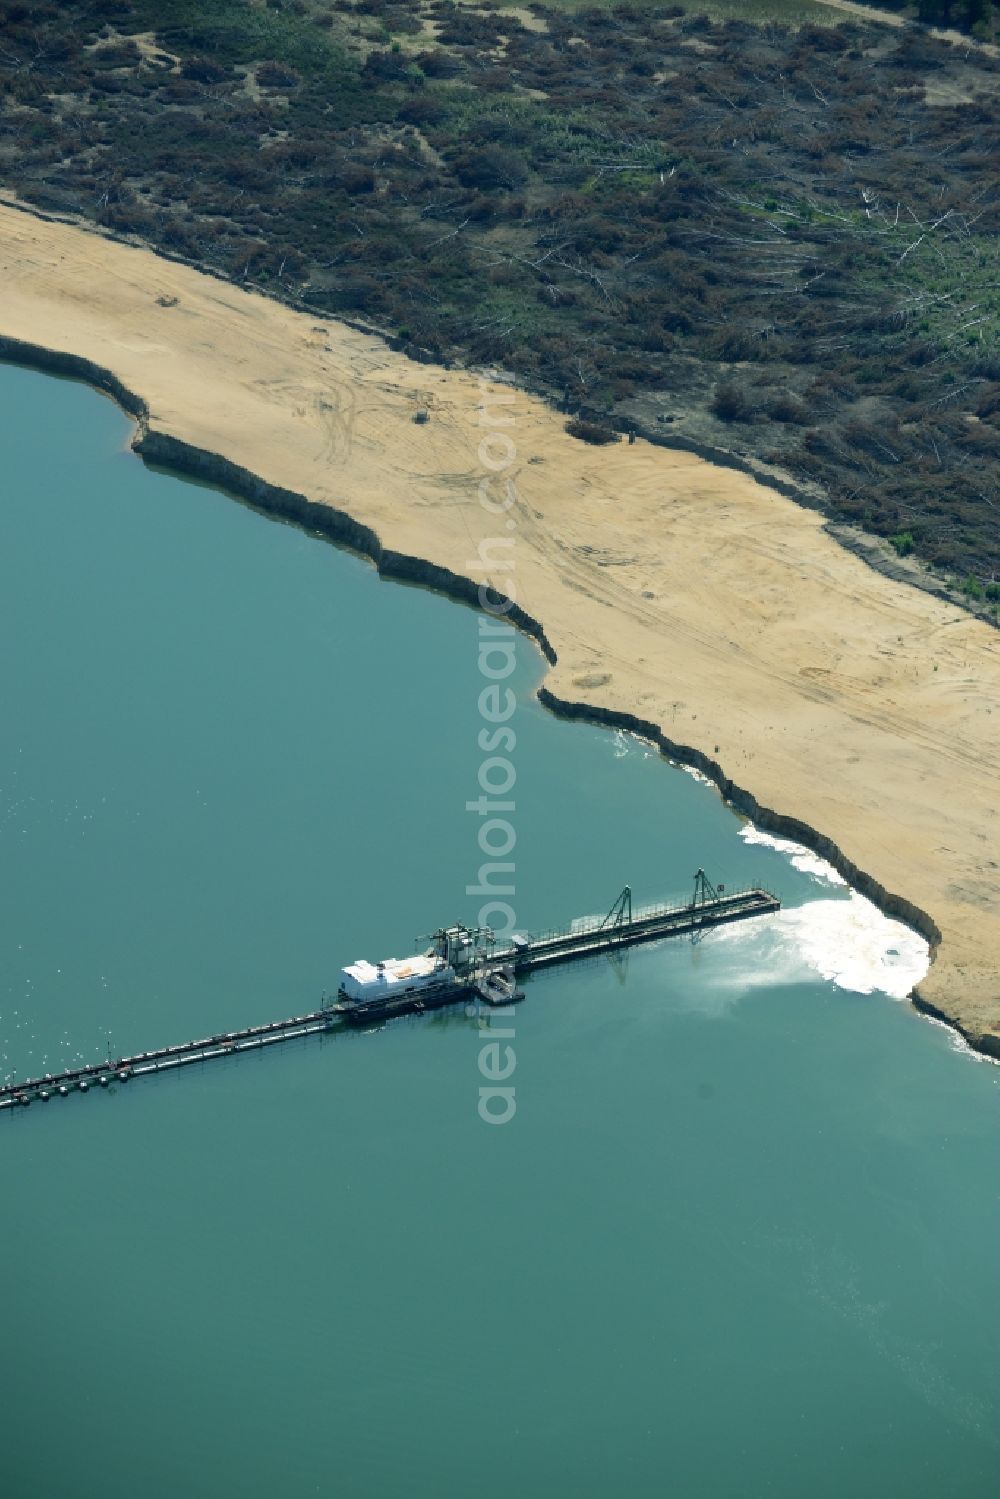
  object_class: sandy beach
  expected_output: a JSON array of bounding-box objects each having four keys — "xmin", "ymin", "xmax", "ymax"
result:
[{"xmin": 1, "ymin": 200, "xmax": 997, "ymax": 1053}]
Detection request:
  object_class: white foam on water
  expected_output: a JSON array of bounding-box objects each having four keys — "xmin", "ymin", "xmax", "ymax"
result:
[
  {"xmin": 918, "ymin": 1012, "xmax": 1000, "ymax": 1066},
  {"xmin": 610, "ymin": 728, "xmax": 653, "ymax": 761},
  {"xmin": 720, "ymin": 824, "xmax": 930, "ymax": 1000},
  {"xmin": 703, "ymin": 896, "xmax": 928, "ymax": 1002},
  {"xmin": 778, "ymin": 895, "xmax": 928, "ymax": 999},
  {"xmin": 679, "ymin": 763, "xmax": 714, "ymax": 787},
  {"xmin": 570, "ymin": 912, "xmax": 606, "ymax": 934},
  {"xmin": 739, "ymin": 823, "xmax": 847, "ymax": 887}
]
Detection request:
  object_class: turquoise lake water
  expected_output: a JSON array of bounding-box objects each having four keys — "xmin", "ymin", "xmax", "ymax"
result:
[{"xmin": 2, "ymin": 364, "xmax": 999, "ymax": 1497}]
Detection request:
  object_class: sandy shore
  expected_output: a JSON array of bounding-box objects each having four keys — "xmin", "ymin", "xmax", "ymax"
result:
[{"xmin": 1, "ymin": 201, "xmax": 998, "ymax": 1053}]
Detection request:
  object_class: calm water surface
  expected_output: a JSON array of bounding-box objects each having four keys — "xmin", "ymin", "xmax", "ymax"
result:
[{"xmin": 2, "ymin": 366, "xmax": 999, "ymax": 1497}]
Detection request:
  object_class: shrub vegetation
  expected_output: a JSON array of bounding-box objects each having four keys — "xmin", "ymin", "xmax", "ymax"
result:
[{"xmin": 0, "ymin": 0, "xmax": 998, "ymax": 584}]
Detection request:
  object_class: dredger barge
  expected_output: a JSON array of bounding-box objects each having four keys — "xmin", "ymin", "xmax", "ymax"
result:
[{"xmin": 0, "ymin": 872, "xmax": 779, "ymax": 1113}]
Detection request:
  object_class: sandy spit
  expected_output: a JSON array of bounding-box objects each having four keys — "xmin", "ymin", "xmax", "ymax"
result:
[{"xmin": 1, "ymin": 202, "xmax": 998, "ymax": 1054}]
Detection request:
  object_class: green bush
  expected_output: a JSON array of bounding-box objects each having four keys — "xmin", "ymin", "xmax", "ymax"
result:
[
  {"xmin": 565, "ymin": 418, "xmax": 619, "ymax": 446},
  {"xmin": 712, "ymin": 383, "xmax": 750, "ymax": 423}
]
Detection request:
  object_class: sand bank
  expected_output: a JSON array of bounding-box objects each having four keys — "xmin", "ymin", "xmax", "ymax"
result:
[{"xmin": 1, "ymin": 201, "xmax": 997, "ymax": 1053}]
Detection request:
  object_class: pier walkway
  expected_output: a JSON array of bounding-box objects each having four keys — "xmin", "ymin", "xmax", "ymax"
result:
[
  {"xmin": 0, "ymin": 1005, "xmax": 345, "ymax": 1110},
  {"xmin": 1, "ymin": 874, "xmax": 779, "ymax": 1112},
  {"xmin": 511, "ymin": 884, "xmax": 779, "ymax": 972}
]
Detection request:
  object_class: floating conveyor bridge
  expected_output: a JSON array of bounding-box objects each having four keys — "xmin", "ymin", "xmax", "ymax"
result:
[{"xmin": 1, "ymin": 872, "xmax": 779, "ymax": 1114}]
